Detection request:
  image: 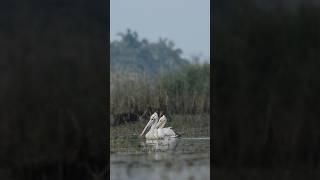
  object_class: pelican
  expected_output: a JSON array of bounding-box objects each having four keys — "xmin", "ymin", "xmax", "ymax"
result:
[{"xmin": 140, "ymin": 112, "xmax": 180, "ymax": 139}]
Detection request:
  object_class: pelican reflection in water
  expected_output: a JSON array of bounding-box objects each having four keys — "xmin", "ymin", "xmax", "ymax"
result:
[
  {"xmin": 141, "ymin": 138, "xmax": 179, "ymax": 160},
  {"xmin": 145, "ymin": 138, "xmax": 178, "ymax": 151}
]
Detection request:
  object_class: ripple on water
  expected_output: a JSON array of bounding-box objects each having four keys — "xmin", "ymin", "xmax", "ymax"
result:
[{"xmin": 110, "ymin": 138, "xmax": 210, "ymax": 180}]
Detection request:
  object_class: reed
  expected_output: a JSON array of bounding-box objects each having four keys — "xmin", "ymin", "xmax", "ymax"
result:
[{"xmin": 110, "ymin": 63, "xmax": 210, "ymax": 117}]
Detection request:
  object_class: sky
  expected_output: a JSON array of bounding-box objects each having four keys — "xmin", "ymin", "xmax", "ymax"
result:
[{"xmin": 110, "ymin": 0, "xmax": 210, "ymax": 61}]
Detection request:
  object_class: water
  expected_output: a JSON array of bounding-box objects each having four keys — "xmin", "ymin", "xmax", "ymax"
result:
[{"xmin": 110, "ymin": 137, "xmax": 210, "ymax": 180}]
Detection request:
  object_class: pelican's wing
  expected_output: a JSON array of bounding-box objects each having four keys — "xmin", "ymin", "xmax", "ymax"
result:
[{"xmin": 162, "ymin": 127, "xmax": 178, "ymax": 137}]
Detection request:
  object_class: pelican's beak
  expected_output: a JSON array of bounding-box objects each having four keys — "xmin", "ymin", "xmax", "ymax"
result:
[{"xmin": 140, "ymin": 119, "xmax": 153, "ymax": 136}]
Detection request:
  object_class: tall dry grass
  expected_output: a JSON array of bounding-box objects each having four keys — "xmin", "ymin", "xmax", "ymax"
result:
[{"xmin": 110, "ymin": 63, "xmax": 210, "ymax": 117}]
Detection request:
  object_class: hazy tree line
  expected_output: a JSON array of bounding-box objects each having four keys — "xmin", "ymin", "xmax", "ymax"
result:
[
  {"xmin": 0, "ymin": 1, "xmax": 107, "ymax": 179},
  {"xmin": 110, "ymin": 30, "xmax": 210, "ymax": 121},
  {"xmin": 111, "ymin": 29, "xmax": 189, "ymax": 77},
  {"xmin": 214, "ymin": 0, "xmax": 320, "ymax": 169}
]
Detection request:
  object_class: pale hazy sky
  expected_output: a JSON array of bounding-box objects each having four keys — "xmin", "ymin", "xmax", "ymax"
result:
[{"xmin": 110, "ymin": 0, "xmax": 210, "ymax": 60}]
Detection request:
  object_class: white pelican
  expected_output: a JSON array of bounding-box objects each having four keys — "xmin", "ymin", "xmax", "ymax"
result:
[{"xmin": 140, "ymin": 112, "xmax": 180, "ymax": 139}]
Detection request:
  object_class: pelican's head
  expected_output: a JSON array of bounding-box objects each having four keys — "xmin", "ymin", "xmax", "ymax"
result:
[
  {"xmin": 156, "ymin": 114, "xmax": 167, "ymax": 129},
  {"xmin": 140, "ymin": 112, "xmax": 158, "ymax": 136}
]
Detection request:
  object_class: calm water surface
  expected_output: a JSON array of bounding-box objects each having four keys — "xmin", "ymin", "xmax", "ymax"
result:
[{"xmin": 110, "ymin": 136, "xmax": 210, "ymax": 180}]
